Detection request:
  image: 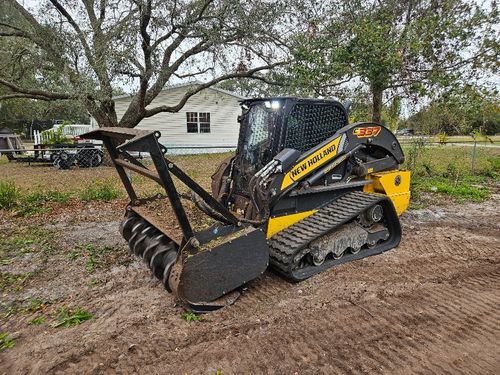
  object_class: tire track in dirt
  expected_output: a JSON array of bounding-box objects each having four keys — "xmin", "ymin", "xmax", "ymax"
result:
[
  {"xmin": 142, "ymin": 261, "xmax": 500, "ymax": 375},
  {"xmin": 379, "ymin": 268, "xmax": 500, "ymax": 374},
  {"xmin": 2, "ymin": 197, "xmax": 500, "ymax": 374},
  {"xmin": 5, "ymin": 250, "xmax": 499, "ymax": 375}
]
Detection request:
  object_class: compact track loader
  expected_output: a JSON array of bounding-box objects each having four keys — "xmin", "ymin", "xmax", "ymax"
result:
[{"xmin": 82, "ymin": 97, "xmax": 410, "ymax": 312}]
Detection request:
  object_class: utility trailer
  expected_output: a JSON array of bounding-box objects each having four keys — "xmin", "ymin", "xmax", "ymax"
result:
[{"xmin": 1, "ymin": 142, "xmax": 104, "ymax": 169}]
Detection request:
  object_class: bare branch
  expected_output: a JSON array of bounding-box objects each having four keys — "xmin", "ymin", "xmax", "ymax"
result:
[
  {"xmin": 143, "ymin": 62, "xmax": 284, "ymax": 117},
  {"xmin": 172, "ymin": 67, "xmax": 214, "ymax": 79}
]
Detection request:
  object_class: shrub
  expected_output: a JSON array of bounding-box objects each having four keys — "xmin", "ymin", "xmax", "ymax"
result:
[
  {"xmin": 42, "ymin": 124, "xmax": 70, "ymax": 145},
  {"xmin": 0, "ymin": 182, "xmax": 20, "ymax": 210}
]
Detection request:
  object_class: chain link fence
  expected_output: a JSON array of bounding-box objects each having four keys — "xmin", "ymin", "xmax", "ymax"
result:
[{"xmin": 51, "ymin": 147, "xmax": 104, "ymax": 169}]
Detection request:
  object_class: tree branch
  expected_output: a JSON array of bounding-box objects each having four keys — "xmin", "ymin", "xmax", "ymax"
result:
[
  {"xmin": 143, "ymin": 62, "xmax": 283, "ymax": 117},
  {"xmin": 172, "ymin": 67, "xmax": 214, "ymax": 79},
  {"xmin": 0, "ymin": 77, "xmax": 73, "ymax": 100},
  {"xmin": 48, "ymin": 0, "xmax": 112, "ymax": 95},
  {"xmin": 0, "ymin": 93, "xmax": 64, "ymax": 101}
]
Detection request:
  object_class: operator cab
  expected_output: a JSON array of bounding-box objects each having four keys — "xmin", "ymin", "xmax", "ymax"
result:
[{"xmin": 234, "ymin": 97, "xmax": 349, "ymax": 193}]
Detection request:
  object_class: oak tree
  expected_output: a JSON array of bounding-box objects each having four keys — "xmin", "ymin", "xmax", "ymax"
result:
[
  {"xmin": 0, "ymin": 0, "xmax": 287, "ymax": 127},
  {"xmin": 290, "ymin": 0, "xmax": 498, "ymax": 122}
]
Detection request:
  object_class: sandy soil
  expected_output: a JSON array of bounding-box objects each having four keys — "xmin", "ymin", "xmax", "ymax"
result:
[{"xmin": 1, "ymin": 192, "xmax": 499, "ymax": 374}]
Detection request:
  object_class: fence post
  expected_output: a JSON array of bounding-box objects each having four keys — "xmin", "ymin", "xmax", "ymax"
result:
[{"xmin": 471, "ymin": 139, "xmax": 477, "ymax": 174}]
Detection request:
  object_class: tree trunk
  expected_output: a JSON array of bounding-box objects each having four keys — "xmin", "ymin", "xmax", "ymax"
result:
[
  {"xmin": 371, "ymin": 86, "xmax": 384, "ymax": 123},
  {"xmin": 87, "ymin": 100, "xmax": 119, "ymax": 128}
]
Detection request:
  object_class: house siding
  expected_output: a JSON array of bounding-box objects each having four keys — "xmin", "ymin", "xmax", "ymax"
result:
[{"xmin": 113, "ymin": 87, "xmax": 242, "ymax": 151}]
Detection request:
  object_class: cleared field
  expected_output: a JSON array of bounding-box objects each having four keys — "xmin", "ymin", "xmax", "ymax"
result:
[{"xmin": 0, "ymin": 147, "xmax": 499, "ymax": 374}]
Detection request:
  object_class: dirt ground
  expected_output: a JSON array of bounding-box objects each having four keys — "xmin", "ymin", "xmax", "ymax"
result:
[{"xmin": 1, "ymin": 166, "xmax": 499, "ymax": 374}]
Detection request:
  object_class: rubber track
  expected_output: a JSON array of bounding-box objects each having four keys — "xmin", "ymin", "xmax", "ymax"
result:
[{"xmin": 269, "ymin": 191, "xmax": 387, "ymax": 278}]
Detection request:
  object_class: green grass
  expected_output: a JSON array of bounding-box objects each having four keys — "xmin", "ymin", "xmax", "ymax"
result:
[
  {"xmin": 181, "ymin": 311, "xmax": 201, "ymax": 322},
  {"xmin": 0, "ymin": 227, "xmax": 54, "ymax": 263},
  {"xmin": 88, "ymin": 277, "xmax": 99, "ymax": 287},
  {"xmin": 79, "ymin": 181, "xmax": 121, "ymax": 202},
  {"xmin": 0, "ymin": 297, "xmax": 51, "ymax": 320},
  {"xmin": 18, "ymin": 190, "xmax": 72, "ymax": 217},
  {"xmin": 52, "ymin": 307, "xmax": 93, "ymax": 328},
  {"xmin": 79, "ymin": 244, "xmax": 113, "ymax": 273},
  {"xmin": 25, "ymin": 298, "xmax": 50, "ymax": 313},
  {"xmin": 403, "ymin": 144, "xmax": 499, "ymax": 203},
  {"xmin": 0, "ymin": 272, "xmax": 32, "ymax": 292},
  {"xmin": 27, "ymin": 316, "xmax": 46, "ymax": 325},
  {"xmin": 411, "ymin": 176, "xmax": 490, "ymax": 202},
  {"xmin": 68, "ymin": 248, "xmax": 81, "ymax": 260},
  {"xmin": 0, "ymin": 181, "xmax": 20, "ymax": 209},
  {"xmin": 69, "ymin": 244, "xmax": 115, "ymax": 273},
  {"xmin": 24, "ymin": 190, "xmax": 71, "ymax": 205},
  {"xmin": 0, "ymin": 332, "xmax": 15, "ymax": 350},
  {"xmin": 0, "ymin": 181, "xmax": 72, "ymax": 216}
]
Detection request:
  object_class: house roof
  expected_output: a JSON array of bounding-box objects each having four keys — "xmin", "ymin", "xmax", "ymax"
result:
[{"xmin": 113, "ymin": 81, "xmax": 247, "ymax": 101}]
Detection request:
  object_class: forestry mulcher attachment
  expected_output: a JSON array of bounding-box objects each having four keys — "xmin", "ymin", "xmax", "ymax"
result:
[{"xmin": 82, "ymin": 98, "xmax": 410, "ymax": 312}]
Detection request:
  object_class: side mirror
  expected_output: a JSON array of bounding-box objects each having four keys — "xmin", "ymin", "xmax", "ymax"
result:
[{"xmin": 343, "ymin": 100, "xmax": 352, "ymax": 115}]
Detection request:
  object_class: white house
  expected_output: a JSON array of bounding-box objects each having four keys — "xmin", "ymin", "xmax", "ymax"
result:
[{"xmin": 92, "ymin": 82, "xmax": 246, "ymax": 154}]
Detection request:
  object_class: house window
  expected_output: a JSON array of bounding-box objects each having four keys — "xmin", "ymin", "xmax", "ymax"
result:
[
  {"xmin": 186, "ymin": 112, "xmax": 211, "ymax": 133},
  {"xmin": 186, "ymin": 112, "xmax": 199, "ymax": 133}
]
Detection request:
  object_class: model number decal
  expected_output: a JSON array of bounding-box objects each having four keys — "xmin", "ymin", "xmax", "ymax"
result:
[{"xmin": 353, "ymin": 126, "xmax": 381, "ymax": 138}]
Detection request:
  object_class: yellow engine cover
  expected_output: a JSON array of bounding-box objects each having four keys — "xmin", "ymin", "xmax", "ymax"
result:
[{"xmin": 363, "ymin": 170, "xmax": 411, "ymax": 215}]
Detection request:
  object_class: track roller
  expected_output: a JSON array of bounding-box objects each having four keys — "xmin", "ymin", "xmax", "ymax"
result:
[{"xmin": 162, "ymin": 251, "xmax": 178, "ymax": 291}]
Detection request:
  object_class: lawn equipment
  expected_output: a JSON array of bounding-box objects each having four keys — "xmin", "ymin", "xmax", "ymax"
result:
[{"xmin": 81, "ymin": 97, "xmax": 410, "ymax": 312}]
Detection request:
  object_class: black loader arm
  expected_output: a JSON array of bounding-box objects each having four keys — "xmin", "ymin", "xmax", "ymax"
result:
[{"xmin": 264, "ymin": 122, "xmax": 404, "ymax": 195}]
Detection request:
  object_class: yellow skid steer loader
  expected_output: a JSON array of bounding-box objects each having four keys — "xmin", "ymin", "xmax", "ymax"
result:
[{"xmin": 82, "ymin": 97, "xmax": 410, "ymax": 312}]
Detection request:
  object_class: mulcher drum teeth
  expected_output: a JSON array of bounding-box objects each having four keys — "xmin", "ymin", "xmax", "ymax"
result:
[
  {"xmin": 122, "ymin": 213, "xmax": 179, "ymax": 291},
  {"xmin": 121, "ymin": 212, "xmax": 269, "ymax": 308}
]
